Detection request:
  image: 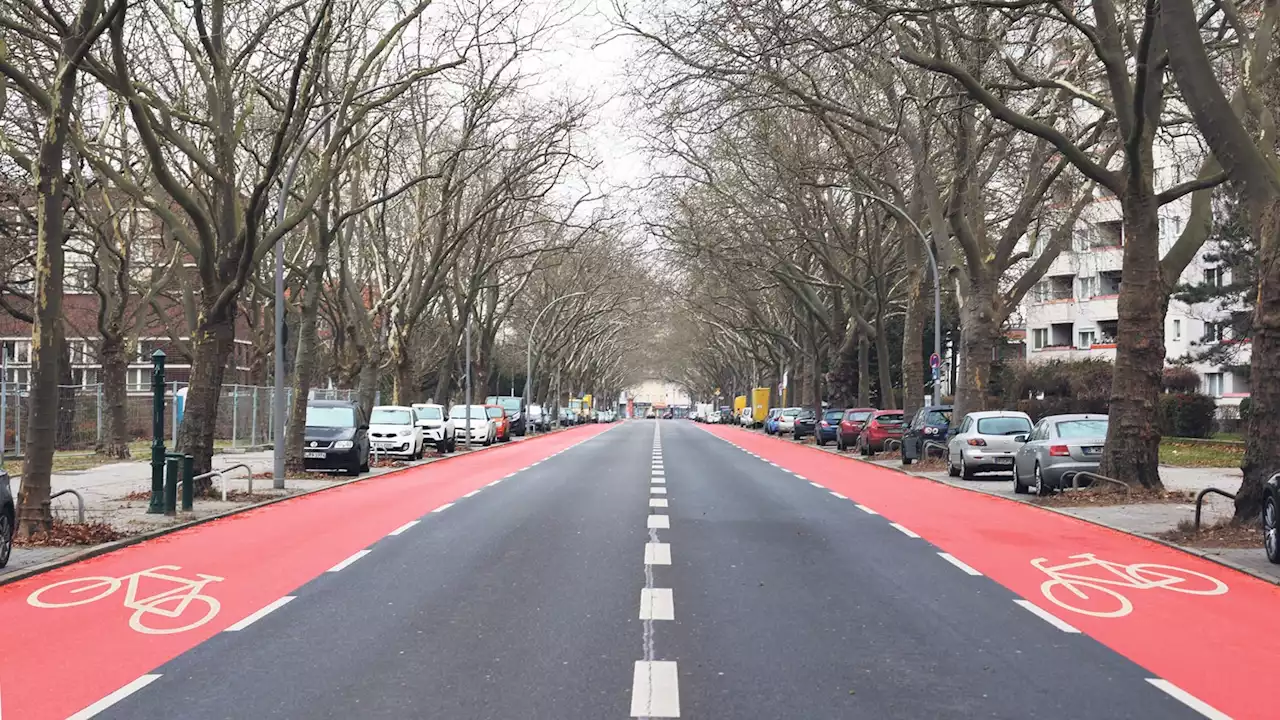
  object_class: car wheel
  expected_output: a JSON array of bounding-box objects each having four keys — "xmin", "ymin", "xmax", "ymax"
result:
[
  {"xmin": 816, "ymin": 435, "xmax": 825, "ymax": 446},
  {"xmin": 960, "ymin": 456, "xmax": 975, "ymax": 481},
  {"xmin": 1013, "ymin": 468, "xmax": 1028, "ymax": 494},
  {"xmin": 861, "ymin": 439, "xmax": 872, "ymax": 457},
  {"xmin": 1034, "ymin": 464, "xmax": 1049, "ymax": 496},
  {"xmin": 947, "ymin": 453, "xmax": 960, "ymax": 477},
  {"xmin": 0, "ymin": 510, "xmax": 12, "ymax": 568},
  {"xmin": 1265, "ymin": 494, "xmax": 1280, "ymax": 564}
]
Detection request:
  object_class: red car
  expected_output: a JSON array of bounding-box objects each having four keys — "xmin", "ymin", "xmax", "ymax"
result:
[
  {"xmin": 836, "ymin": 407, "xmax": 877, "ymax": 451},
  {"xmin": 857, "ymin": 410, "xmax": 906, "ymax": 455},
  {"xmin": 485, "ymin": 404, "xmax": 512, "ymax": 442}
]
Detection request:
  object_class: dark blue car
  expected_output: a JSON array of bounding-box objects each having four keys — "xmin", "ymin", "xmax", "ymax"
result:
[
  {"xmin": 901, "ymin": 405, "xmax": 953, "ymax": 465},
  {"xmin": 815, "ymin": 409, "xmax": 843, "ymax": 446}
]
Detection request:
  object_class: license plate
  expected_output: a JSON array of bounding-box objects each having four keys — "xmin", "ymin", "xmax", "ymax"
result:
[
  {"xmin": 1083, "ymin": 446, "xmax": 1102, "ymax": 455},
  {"xmin": 304, "ymin": 451, "xmax": 325, "ymax": 459},
  {"xmin": 373, "ymin": 442, "xmax": 396, "ymax": 450},
  {"xmin": 995, "ymin": 457, "xmax": 1013, "ymax": 465}
]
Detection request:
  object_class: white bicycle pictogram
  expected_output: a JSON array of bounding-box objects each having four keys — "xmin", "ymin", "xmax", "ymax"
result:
[
  {"xmin": 27, "ymin": 564, "xmax": 224, "ymax": 634},
  {"xmin": 1032, "ymin": 553, "xmax": 1227, "ymax": 618}
]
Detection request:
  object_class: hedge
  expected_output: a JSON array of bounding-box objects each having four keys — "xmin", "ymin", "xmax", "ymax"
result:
[{"xmin": 1157, "ymin": 392, "xmax": 1217, "ymax": 439}]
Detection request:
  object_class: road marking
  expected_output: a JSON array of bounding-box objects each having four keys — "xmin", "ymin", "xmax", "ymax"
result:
[
  {"xmin": 651, "ymin": 487, "xmax": 667, "ymax": 494},
  {"xmin": 639, "ymin": 588, "xmax": 675, "ymax": 620},
  {"xmin": 830, "ymin": 491, "xmax": 847, "ymax": 500},
  {"xmin": 388, "ymin": 520, "xmax": 419, "ymax": 536},
  {"xmin": 648, "ymin": 515, "xmax": 670, "ymax": 529},
  {"xmin": 890, "ymin": 523, "xmax": 921, "ymax": 539},
  {"xmin": 504, "ymin": 472, "xmax": 516, "ymax": 478},
  {"xmin": 649, "ymin": 498, "xmax": 669, "ymax": 508},
  {"xmin": 653, "ymin": 477, "xmax": 665, "ymax": 484},
  {"xmin": 327, "ymin": 550, "xmax": 371, "ymax": 572},
  {"xmin": 67, "ymin": 674, "xmax": 162, "ymax": 720},
  {"xmin": 630, "ymin": 661, "xmax": 680, "ymax": 717},
  {"xmin": 1013, "ymin": 599, "xmax": 1080, "ymax": 633},
  {"xmin": 225, "ymin": 596, "xmax": 295, "ymax": 632},
  {"xmin": 1145, "ymin": 679, "xmax": 1231, "ymax": 720},
  {"xmin": 809, "ymin": 481, "xmax": 822, "ymax": 488},
  {"xmin": 855, "ymin": 504, "xmax": 879, "ymax": 515},
  {"xmin": 645, "ymin": 543, "xmax": 672, "ymax": 565},
  {"xmin": 487, "ymin": 478, "xmax": 503, "ymax": 487},
  {"xmin": 463, "ymin": 489, "xmax": 481, "ymax": 498},
  {"xmin": 938, "ymin": 553, "xmax": 983, "ymax": 576},
  {"xmin": 432, "ymin": 503, "xmax": 454, "ymax": 513}
]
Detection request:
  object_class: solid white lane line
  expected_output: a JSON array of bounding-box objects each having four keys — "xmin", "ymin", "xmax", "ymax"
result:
[
  {"xmin": 809, "ymin": 481, "xmax": 822, "ymax": 488},
  {"xmin": 855, "ymin": 504, "xmax": 879, "ymax": 515},
  {"xmin": 463, "ymin": 489, "xmax": 481, "ymax": 498},
  {"xmin": 649, "ymin": 498, "xmax": 669, "ymax": 508},
  {"xmin": 644, "ymin": 543, "xmax": 672, "ymax": 565},
  {"xmin": 67, "ymin": 674, "xmax": 163, "ymax": 720},
  {"xmin": 225, "ymin": 596, "xmax": 296, "ymax": 632},
  {"xmin": 388, "ymin": 520, "xmax": 419, "ymax": 536},
  {"xmin": 648, "ymin": 515, "xmax": 670, "ymax": 529},
  {"xmin": 1145, "ymin": 679, "xmax": 1231, "ymax": 720},
  {"xmin": 639, "ymin": 588, "xmax": 675, "ymax": 620},
  {"xmin": 1013, "ymin": 599, "xmax": 1080, "ymax": 633},
  {"xmin": 830, "ymin": 491, "xmax": 847, "ymax": 500},
  {"xmin": 327, "ymin": 550, "xmax": 371, "ymax": 572},
  {"xmin": 651, "ymin": 486, "xmax": 667, "ymax": 495},
  {"xmin": 630, "ymin": 661, "xmax": 680, "ymax": 718},
  {"xmin": 890, "ymin": 523, "xmax": 921, "ymax": 539},
  {"xmin": 938, "ymin": 553, "xmax": 983, "ymax": 576}
]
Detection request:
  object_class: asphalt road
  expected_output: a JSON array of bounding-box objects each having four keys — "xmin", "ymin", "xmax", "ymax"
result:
[{"xmin": 10, "ymin": 419, "xmax": 1268, "ymax": 719}]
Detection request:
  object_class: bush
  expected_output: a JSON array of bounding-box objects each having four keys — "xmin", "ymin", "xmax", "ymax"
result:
[
  {"xmin": 1162, "ymin": 366, "xmax": 1201, "ymax": 393},
  {"xmin": 999, "ymin": 358, "xmax": 1113, "ymax": 421},
  {"xmin": 1158, "ymin": 393, "xmax": 1217, "ymax": 438},
  {"xmin": 1240, "ymin": 396, "xmax": 1252, "ymax": 422}
]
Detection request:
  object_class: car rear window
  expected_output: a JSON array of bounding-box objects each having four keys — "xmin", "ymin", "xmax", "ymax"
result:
[
  {"xmin": 877, "ymin": 414, "xmax": 905, "ymax": 426},
  {"xmin": 925, "ymin": 410, "xmax": 952, "ymax": 426},
  {"xmin": 306, "ymin": 406, "xmax": 354, "ymax": 428},
  {"xmin": 976, "ymin": 417, "xmax": 1031, "ymax": 435},
  {"xmin": 782, "ymin": 408, "xmax": 800, "ymax": 417},
  {"xmin": 823, "ymin": 410, "xmax": 843, "ymax": 421},
  {"xmin": 844, "ymin": 410, "xmax": 871, "ymax": 421},
  {"xmin": 1056, "ymin": 419, "xmax": 1109, "ymax": 438},
  {"xmin": 370, "ymin": 408, "xmax": 412, "ymax": 425},
  {"xmin": 486, "ymin": 407, "xmax": 504, "ymax": 418}
]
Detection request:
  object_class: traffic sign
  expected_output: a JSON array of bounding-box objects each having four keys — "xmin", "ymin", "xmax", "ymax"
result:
[{"xmin": 929, "ymin": 353, "xmax": 941, "ymax": 370}]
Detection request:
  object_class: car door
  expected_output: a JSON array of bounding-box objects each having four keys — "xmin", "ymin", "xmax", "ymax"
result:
[
  {"xmin": 948, "ymin": 416, "xmax": 969, "ymax": 460},
  {"xmin": 904, "ymin": 409, "xmax": 925, "ymax": 458},
  {"xmin": 1015, "ymin": 420, "xmax": 1045, "ymax": 481},
  {"xmin": 356, "ymin": 407, "xmax": 370, "ymax": 461}
]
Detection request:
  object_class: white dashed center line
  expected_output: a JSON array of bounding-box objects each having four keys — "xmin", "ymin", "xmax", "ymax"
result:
[
  {"xmin": 648, "ymin": 515, "xmax": 670, "ymax": 529},
  {"xmin": 830, "ymin": 491, "xmax": 847, "ymax": 500},
  {"xmin": 462, "ymin": 489, "xmax": 481, "ymax": 498},
  {"xmin": 387, "ymin": 520, "xmax": 419, "ymax": 536},
  {"xmin": 639, "ymin": 588, "xmax": 675, "ymax": 620},
  {"xmin": 1013, "ymin": 599, "xmax": 1081, "ymax": 633},
  {"xmin": 649, "ymin": 498, "xmax": 669, "ymax": 508},
  {"xmin": 644, "ymin": 543, "xmax": 672, "ymax": 565},
  {"xmin": 890, "ymin": 523, "xmax": 921, "ymax": 539},
  {"xmin": 809, "ymin": 481, "xmax": 822, "ymax": 488},
  {"xmin": 225, "ymin": 596, "xmax": 295, "ymax": 632},
  {"xmin": 67, "ymin": 674, "xmax": 163, "ymax": 720},
  {"xmin": 327, "ymin": 549, "xmax": 371, "ymax": 572},
  {"xmin": 432, "ymin": 502, "xmax": 454, "ymax": 513},
  {"xmin": 856, "ymin": 504, "xmax": 879, "ymax": 515},
  {"xmin": 631, "ymin": 661, "xmax": 680, "ymax": 718},
  {"xmin": 938, "ymin": 553, "xmax": 982, "ymax": 576}
]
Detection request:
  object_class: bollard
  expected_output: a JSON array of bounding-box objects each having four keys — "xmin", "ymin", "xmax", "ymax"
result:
[
  {"xmin": 181, "ymin": 454, "xmax": 194, "ymax": 511},
  {"xmin": 148, "ymin": 351, "xmax": 167, "ymax": 514},
  {"xmin": 164, "ymin": 455, "xmax": 179, "ymax": 516}
]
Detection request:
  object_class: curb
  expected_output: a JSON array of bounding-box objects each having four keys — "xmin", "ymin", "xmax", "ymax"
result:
[
  {"xmin": 738, "ymin": 427, "xmax": 1280, "ymax": 588},
  {"xmin": 0, "ymin": 425, "xmax": 579, "ymax": 588}
]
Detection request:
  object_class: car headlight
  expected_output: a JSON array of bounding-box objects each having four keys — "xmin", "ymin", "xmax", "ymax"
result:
[
  {"xmin": 334, "ymin": 440, "xmax": 354, "ymax": 449},
  {"xmin": 398, "ymin": 429, "xmax": 412, "ymax": 437}
]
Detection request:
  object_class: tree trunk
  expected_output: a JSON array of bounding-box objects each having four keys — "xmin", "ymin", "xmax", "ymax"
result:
[
  {"xmin": 392, "ymin": 349, "xmax": 416, "ymax": 405},
  {"xmin": 176, "ymin": 300, "xmax": 236, "ymax": 486},
  {"xmin": 96, "ymin": 334, "xmax": 130, "ymax": 458},
  {"xmin": 1099, "ymin": 192, "xmax": 1166, "ymax": 490},
  {"xmin": 356, "ymin": 341, "xmax": 379, "ymax": 415},
  {"xmin": 432, "ymin": 343, "xmax": 458, "ymax": 404},
  {"xmin": 1236, "ymin": 201, "xmax": 1280, "ymax": 519},
  {"xmin": 875, "ymin": 300, "xmax": 894, "ymax": 409},
  {"xmin": 954, "ymin": 286, "xmax": 996, "ymax": 421},
  {"xmin": 285, "ymin": 254, "xmax": 326, "ymax": 473},
  {"xmin": 857, "ymin": 333, "xmax": 870, "ymax": 406},
  {"xmin": 901, "ymin": 268, "xmax": 925, "ymax": 419}
]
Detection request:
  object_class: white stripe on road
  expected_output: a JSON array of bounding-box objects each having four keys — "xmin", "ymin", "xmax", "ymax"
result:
[
  {"xmin": 856, "ymin": 504, "xmax": 879, "ymax": 515},
  {"xmin": 67, "ymin": 674, "xmax": 163, "ymax": 720},
  {"xmin": 487, "ymin": 478, "xmax": 503, "ymax": 486},
  {"xmin": 432, "ymin": 503, "xmax": 454, "ymax": 513},
  {"xmin": 649, "ymin": 498, "xmax": 669, "ymax": 508},
  {"xmin": 890, "ymin": 523, "xmax": 920, "ymax": 539},
  {"xmin": 388, "ymin": 520, "xmax": 419, "ymax": 536},
  {"xmin": 1013, "ymin": 599, "xmax": 1080, "ymax": 633},
  {"xmin": 225, "ymin": 596, "xmax": 295, "ymax": 632},
  {"xmin": 651, "ymin": 487, "xmax": 667, "ymax": 495},
  {"xmin": 938, "ymin": 553, "xmax": 982, "ymax": 576},
  {"xmin": 644, "ymin": 543, "xmax": 672, "ymax": 565},
  {"xmin": 630, "ymin": 661, "xmax": 680, "ymax": 717},
  {"xmin": 1145, "ymin": 679, "xmax": 1231, "ymax": 720},
  {"xmin": 648, "ymin": 515, "xmax": 670, "ymax": 529},
  {"xmin": 809, "ymin": 481, "xmax": 822, "ymax": 488},
  {"xmin": 639, "ymin": 588, "xmax": 675, "ymax": 620},
  {"xmin": 830, "ymin": 491, "xmax": 847, "ymax": 500},
  {"xmin": 463, "ymin": 489, "xmax": 481, "ymax": 498},
  {"xmin": 653, "ymin": 477, "xmax": 666, "ymax": 484},
  {"xmin": 327, "ymin": 550, "xmax": 371, "ymax": 572}
]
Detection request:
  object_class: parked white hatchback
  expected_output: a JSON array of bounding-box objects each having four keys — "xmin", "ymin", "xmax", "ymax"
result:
[
  {"xmin": 368, "ymin": 405, "xmax": 425, "ymax": 459},
  {"xmin": 946, "ymin": 410, "xmax": 1034, "ymax": 480},
  {"xmin": 449, "ymin": 404, "xmax": 497, "ymax": 446},
  {"xmin": 412, "ymin": 403, "xmax": 455, "ymax": 453}
]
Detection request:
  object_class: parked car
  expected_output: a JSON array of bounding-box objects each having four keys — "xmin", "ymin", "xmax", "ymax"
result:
[
  {"xmin": 485, "ymin": 404, "xmax": 512, "ymax": 442},
  {"xmin": 563, "ymin": 407, "xmax": 580, "ymax": 425},
  {"xmin": 369, "ymin": 405, "xmax": 425, "ymax": 460},
  {"xmin": 1264, "ymin": 474, "xmax": 1280, "ymax": 564},
  {"xmin": 527, "ymin": 403, "xmax": 549, "ymax": 432},
  {"xmin": 836, "ymin": 408, "xmax": 876, "ymax": 451},
  {"xmin": 450, "ymin": 404, "xmax": 498, "ymax": 445},
  {"xmin": 762, "ymin": 408, "xmax": 782, "ymax": 434},
  {"xmin": 1, "ymin": 469, "xmax": 14, "ymax": 568},
  {"xmin": 707, "ymin": 410, "xmax": 722, "ymax": 423},
  {"xmin": 485, "ymin": 395, "xmax": 527, "ymax": 436},
  {"xmin": 946, "ymin": 410, "xmax": 1033, "ymax": 480},
  {"xmin": 901, "ymin": 405, "xmax": 953, "ymax": 465},
  {"xmin": 739, "ymin": 408, "xmax": 755, "ymax": 427},
  {"xmin": 412, "ymin": 402, "xmax": 456, "ymax": 453},
  {"xmin": 302, "ymin": 400, "xmax": 370, "ymax": 473},
  {"xmin": 857, "ymin": 410, "xmax": 906, "ymax": 456},
  {"xmin": 775, "ymin": 407, "xmax": 802, "ymax": 435},
  {"xmin": 792, "ymin": 408, "xmax": 818, "ymax": 440},
  {"xmin": 814, "ymin": 409, "xmax": 843, "ymax": 445},
  {"xmin": 1013, "ymin": 414, "xmax": 1109, "ymax": 495}
]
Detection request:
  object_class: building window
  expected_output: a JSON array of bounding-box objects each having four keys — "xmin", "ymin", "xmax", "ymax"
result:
[
  {"xmin": 1172, "ymin": 319, "xmax": 1182, "ymax": 341},
  {"xmin": 1204, "ymin": 267, "xmax": 1223, "ymax": 288},
  {"xmin": 1032, "ymin": 328, "xmax": 1049, "ymax": 350},
  {"xmin": 1078, "ymin": 330, "xmax": 1097, "ymax": 349},
  {"xmin": 1205, "ymin": 372, "xmax": 1224, "ymax": 398},
  {"xmin": 7, "ymin": 340, "xmax": 31, "ymax": 364},
  {"xmin": 1203, "ymin": 322, "xmax": 1224, "ymax": 343},
  {"xmin": 1078, "ymin": 276, "xmax": 1098, "ymax": 299}
]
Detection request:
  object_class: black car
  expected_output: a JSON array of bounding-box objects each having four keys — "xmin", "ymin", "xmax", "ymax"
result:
[
  {"xmin": 1265, "ymin": 473, "xmax": 1280, "ymax": 564},
  {"xmin": 1, "ymin": 469, "xmax": 13, "ymax": 568},
  {"xmin": 792, "ymin": 407, "xmax": 818, "ymax": 440},
  {"xmin": 902, "ymin": 404, "xmax": 953, "ymax": 465},
  {"xmin": 486, "ymin": 395, "xmax": 527, "ymax": 436},
  {"xmin": 302, "ymin": 400, "xmax": 370, "ymax": 474}
]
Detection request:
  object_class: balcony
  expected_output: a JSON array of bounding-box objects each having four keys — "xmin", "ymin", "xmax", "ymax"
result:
[{"xmin": 1032, "ymin": 275, "xmax": 1075, "ymax": 304}]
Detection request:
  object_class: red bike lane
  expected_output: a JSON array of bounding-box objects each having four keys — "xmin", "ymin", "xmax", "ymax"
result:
[
  {"xmin": 705, "ymin": 424, "xmax": 1278, "ymax": 720},
  {"xmin": 0, "ymin": 423, "xmax": 609, "ymax": 720}
]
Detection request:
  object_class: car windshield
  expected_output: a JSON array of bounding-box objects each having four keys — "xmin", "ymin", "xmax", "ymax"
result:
[
  {"xmin": 450, "ymin": 406, "xmax": 488, "ymax": 420},
  {"xmin": 306, "ymin": 406, "xmax": 355, "ymax": 428},
  {"xmin": 486, "ymin": 407, "xmax": 504, "ymax": 418},
  {"xmin": 977, "ymin": 417, "xmax": 1031, "ymax": 435},
  {"xmin": 845, "ymin": 410, "xmax": 871, "ymax": 421},
  {"xmin": 370, "ymin": 408, "xmax": 412, "ymax": 425},
  {"xmin": 925, "ymin": 410, "xmax": 952, "ymax": 426},
  {"xmin": 414, "ymin": 406, "xmax": 443, "ymax": 420},
  {"xmin": 823, "ymin": 410, "xmax": 843, "ymax": 421},
  {"xmin": 1056, "ymin": 419, "xmax": 1109, "ymax": 438}
]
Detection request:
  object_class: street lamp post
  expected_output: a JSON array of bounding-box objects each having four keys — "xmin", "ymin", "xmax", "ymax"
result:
[
  {"xmin": 525, "ymin": 291, "xmax": 587, "ymax": 424},
  {"xmin": 849, "ymin": 190, "xmax": 943, "ymax": 407}
]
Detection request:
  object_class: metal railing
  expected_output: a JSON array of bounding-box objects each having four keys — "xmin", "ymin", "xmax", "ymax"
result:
[
  {"xmin": 922, "ymin": 440, "xmax": 949, "ymax": 460},
  {"xmin": 196, "ymin": 462, "xmax": 256, "ymax": 502},
  {"xmin": 1062, "ymin": 470, "xmax": 1130, "ymax": 496},
  {"xmin": 1194, "ymin": 487, "xmax": 1237, "ymax": 530},
  {"xmin": 50, "ymin": 488, "xmax": 85, "ymax": 523}
]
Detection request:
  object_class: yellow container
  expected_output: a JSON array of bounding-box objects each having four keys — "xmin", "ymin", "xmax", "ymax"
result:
[{"xmin": 750, "ymin": 388, "xmax": 771, "ymax": 425}]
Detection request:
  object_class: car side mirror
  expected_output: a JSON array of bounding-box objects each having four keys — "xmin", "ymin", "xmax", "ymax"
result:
[
  {"xmin": 1013, "ymin": 434, "xmax": 1027, "ymax": 443},
  {"xmin": 358, "ymin": 424, "xmax": 369, "ymax": 431}
]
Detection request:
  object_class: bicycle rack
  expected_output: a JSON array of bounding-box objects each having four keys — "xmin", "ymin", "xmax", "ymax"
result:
[
  {"xmin": 49, "ymin": 488, "xmax": 85, "ymax": 524},
  {"xmin": 196, "ymin": 462, "xmax": 256, "ymax": 502},
  {"xmin": 1194, "ymin": 487, "xmax": 1237, "ymax": 530},
  {"xmin": 1062, "ymin": 471, "xmax": 1130, "ymax": 496},
  {"xmin": 922, "ymin": 440, "xmax": 949, "ymax": 460},
  {"xmin": 882, "ymin": 438, "xmax": 902, "ymax": 453}
]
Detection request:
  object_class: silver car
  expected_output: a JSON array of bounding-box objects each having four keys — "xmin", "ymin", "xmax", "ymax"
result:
[
  {"xmin": 776, "ymin": 407, "xmax": 801, "ymax": 434},
  {"xmin": 946, "ymin": 410, "xmax": 1033, "ymax": 479},
  {"xmin": 1013, "ymin": 414, "xmax": 1109, "ymax": 495}
]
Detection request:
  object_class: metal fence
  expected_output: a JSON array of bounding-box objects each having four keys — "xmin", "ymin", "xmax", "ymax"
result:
[{"xmin": 0, "ymin": 383, "xmax": 359, "ymax": 455}]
